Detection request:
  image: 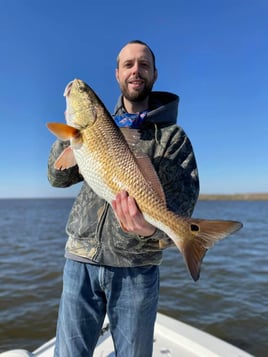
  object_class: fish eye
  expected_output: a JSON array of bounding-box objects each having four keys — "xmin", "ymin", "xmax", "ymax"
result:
[
  {"xmin": 79, "ymin": 85, "xmax": 87, "ymax": 93},
  {"xmin": 190, "ymin": 224, "xmax": 199, "ymax": 232}
]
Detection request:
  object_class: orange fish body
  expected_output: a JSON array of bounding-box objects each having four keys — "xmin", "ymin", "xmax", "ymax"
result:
[{"xmin": 47, "ymin": 79, "xmax": 243, "ymax": 281}]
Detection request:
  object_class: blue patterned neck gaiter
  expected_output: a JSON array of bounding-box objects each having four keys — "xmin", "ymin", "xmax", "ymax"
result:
[{"xmin": 113, "ymin": 110, "xmax": 148, "ymax": 128}]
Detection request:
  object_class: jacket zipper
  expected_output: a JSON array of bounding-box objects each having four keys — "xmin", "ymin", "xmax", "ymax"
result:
[{"xmin": 92, "ymin": 202, "xmax": 109, "ymax": 261}]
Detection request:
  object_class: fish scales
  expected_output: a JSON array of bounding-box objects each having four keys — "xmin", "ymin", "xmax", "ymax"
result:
[
  {"xmin": 47, "ymin": 79, "xmax": 243, "ymax": 281},
  {"xmin": 79, "ymin": 112, "xmax": 172, "ymax": 229}
]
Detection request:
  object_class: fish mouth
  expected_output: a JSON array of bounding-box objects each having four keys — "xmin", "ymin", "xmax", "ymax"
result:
[
  {"xmin": 63, "ymin": 80, "xmax": 74, "ymax": 97},
  {"xmin": 63, "ymin": 79, "xmax": 86, "ymax": 97}
]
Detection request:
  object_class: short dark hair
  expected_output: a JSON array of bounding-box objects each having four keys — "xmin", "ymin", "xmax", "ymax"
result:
[{"xmin": 116, "ymin": 40, "xmax": 156, "ymax": 69}]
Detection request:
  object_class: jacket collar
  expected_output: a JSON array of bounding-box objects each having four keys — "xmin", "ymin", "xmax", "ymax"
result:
[{"xmin": 113, "ymin": 91, "xmax": 179, "ymax": 125}]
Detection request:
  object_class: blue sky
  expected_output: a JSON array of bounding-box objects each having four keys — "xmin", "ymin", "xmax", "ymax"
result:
[{"xmin": 0, "ymin": 0, "xmax": 267, "ymax": 198}]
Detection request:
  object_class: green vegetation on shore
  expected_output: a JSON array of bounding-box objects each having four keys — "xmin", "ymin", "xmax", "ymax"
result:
[{"xmin": 199, "ymin": 193, "xmax": 268, "ymax": 201}]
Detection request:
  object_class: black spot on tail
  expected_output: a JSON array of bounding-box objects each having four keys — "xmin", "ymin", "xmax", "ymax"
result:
[{"xmin": 190, "ymin": 224, "xmax": 199, "ymax": 232}]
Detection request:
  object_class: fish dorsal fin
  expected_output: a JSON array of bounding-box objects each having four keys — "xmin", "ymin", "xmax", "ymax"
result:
[
  {"xmin": 120, "ymin": 127, "xmax": 140, "ymax": 148},
  {"xmin": 120, "ymin": 128, "xmax": 166, "ymax": 204},
  {"xmin": 54, "ymin": 146, "xmax": 77, "ymax": 170},
  {"xmin": 135, "ymin": 154, "xmax": 166, "ymax": 204},
  {"xmin": 47, "ymin": 122, "xmax": 80, "ymax": 141}
]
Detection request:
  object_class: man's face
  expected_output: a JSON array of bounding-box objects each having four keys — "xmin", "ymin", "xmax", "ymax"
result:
[{"xmin": 116, "ymin": 43, "xmax": 157, "ymax": 103}]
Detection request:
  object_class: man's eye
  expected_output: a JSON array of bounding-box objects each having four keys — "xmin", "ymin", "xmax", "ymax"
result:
[{"xmin": 141, "ymin": 62, "xmax": 149, "ymax": 68}]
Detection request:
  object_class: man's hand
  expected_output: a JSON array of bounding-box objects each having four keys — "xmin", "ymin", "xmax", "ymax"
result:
[{"xmin": 111, "ymin": 191, "xmax": 156, "ymax": 237}]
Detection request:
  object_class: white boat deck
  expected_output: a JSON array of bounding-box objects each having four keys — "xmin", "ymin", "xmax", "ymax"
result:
[{"xmin": 0, "ymin": 313, "xmax": 253, "ymax": 357}]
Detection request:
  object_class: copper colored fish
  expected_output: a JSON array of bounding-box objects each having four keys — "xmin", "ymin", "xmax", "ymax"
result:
[{"xmin": 47, "ymin": 79, "xmax": 243, "ymax": 281}]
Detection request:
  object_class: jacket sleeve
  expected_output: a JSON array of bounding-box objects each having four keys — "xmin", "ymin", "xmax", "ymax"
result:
[
  {"xmin": 159, "ymin": 125, "xmax": 199, "ymax": 217},
  {"xmin": 47, "ymin": 140, "xmax": 83, "ymax": 187}
]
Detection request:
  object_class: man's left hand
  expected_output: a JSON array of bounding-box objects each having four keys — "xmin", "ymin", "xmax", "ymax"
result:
[{"xmin": 111, "ymin": 191, "xmax": 156, "ymax": 237}]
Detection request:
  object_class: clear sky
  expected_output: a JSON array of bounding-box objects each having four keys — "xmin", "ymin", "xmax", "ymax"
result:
[{"xmin": 0, "ymin": 0, "xmax": 267, "ymax": 198}]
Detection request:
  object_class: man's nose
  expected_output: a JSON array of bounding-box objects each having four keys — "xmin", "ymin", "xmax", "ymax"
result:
[{"xmin": 132, "ymin": 62, "xmax": 141, "ymax": 75}]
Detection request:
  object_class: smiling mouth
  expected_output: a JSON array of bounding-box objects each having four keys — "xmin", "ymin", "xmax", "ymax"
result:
[{"xmin": 129, "ymin": 80, "xmax": 144, "ymax": 88}]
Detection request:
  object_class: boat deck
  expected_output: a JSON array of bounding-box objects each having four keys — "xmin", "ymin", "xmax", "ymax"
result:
[{"xmin": 0, "ymin": 313, "xmax": 253, "ymax": 357}]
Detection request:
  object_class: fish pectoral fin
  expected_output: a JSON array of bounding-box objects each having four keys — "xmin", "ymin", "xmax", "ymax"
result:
[
  {"xmin": 181, "ymin": 219, "xmax": 243, "ymax": 281},
  {"xmin": 47, "ymin": 122, "xmax": 80, "ymax": 141},
  {"xmin": 54, "ymin": 146, "xmax": 77, "ymax": 170},
  {"xmin": 159, "ymin": 238, "xmax": 175, "ymax": 249}
]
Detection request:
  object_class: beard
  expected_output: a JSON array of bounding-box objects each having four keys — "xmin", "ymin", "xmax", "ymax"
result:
[{"xmin": 119, "ymin": 77, "xmax": 155, "ymax": 103}]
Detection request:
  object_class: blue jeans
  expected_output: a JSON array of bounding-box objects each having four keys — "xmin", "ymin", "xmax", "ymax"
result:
[{"xmin": 54, "ymin": 259, "xmax": 159, "ymax": 357}]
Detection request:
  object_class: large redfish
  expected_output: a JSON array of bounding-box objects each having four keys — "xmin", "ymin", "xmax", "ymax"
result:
[{"xmin": 47, "ymin": 79, "xmax": 242, "ymax": 281}]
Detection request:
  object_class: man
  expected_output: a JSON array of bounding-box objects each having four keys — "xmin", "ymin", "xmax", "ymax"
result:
[{"xmin": 48, "ymin": 40, "xmax": 199, "ymax": 357}]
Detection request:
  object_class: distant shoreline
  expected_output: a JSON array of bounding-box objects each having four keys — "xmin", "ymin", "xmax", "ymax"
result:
[
  {"xmin": 198, "ymin": 193, "xmax": 268, "ymax": 201},
  {"xmin": 0, "ymin": 193, "xmax": 268, "ymax": 201}
]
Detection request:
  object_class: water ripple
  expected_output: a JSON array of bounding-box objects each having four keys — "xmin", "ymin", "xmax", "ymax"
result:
[{"xmin": 0, "ymin": 199, "xmax": 267, "ymax": 356}]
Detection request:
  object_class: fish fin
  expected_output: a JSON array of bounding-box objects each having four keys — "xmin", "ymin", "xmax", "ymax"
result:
[
  {"xmin": 54, "ymin": 146, "xmax": 77, "ymax": 170},
  {"xmin": 136, "ymin": 155, "xmax": 166, "ymax": 203},
  {"xmin": 47, "ymin": 122, "xmax": 80, "ymax": 141},
  {"xmin": 159, "ymin": 238, "xmax": 175, "ymax": 249},
  {"xmin": 180, "ymin": 219, "xmax": 243, "ymax": 281},
  {"xmin": 120, "ymin": 127, "xmax": 140, "ymax": 148},
  {"xmin": 121, "ymin": 128, "xmax": 166, "ymax": 203}
]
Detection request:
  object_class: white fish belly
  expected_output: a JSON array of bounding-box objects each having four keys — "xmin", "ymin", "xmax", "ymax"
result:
[{"xmin": 73, "ymin": 145, "xmax": 116, "ymax": 204}]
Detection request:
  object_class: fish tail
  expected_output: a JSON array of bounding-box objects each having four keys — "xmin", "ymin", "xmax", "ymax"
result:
[{"xmin": 177, "ymin": 219, "xmax": 243, "ymax": 281}]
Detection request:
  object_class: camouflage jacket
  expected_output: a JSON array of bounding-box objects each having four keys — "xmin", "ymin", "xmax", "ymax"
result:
[{"xmin": 47, "ymin": 91, "xmax": 199, "ymax": 267}]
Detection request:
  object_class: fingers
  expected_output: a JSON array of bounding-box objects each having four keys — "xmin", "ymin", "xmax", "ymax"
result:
[
  {"xmin": 112, "ymin": 191, "xmax": 135, "ymax": 231},
  {"xmin": 119, "ymin": 191, "xmax": 139, "ymax": 223},
  {"xmin": 111, "ymin": 191, "xmax": 156, "ymax": 237}
]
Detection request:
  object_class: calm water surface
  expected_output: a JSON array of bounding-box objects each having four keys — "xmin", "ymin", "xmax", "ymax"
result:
[{"xmin": 0, "ymin": 199, "xmax": 267, "ymax": 356}]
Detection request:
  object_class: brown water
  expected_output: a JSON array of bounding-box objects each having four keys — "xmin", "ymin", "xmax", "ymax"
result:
[{"xmin": 0, "ymin": 198, "xmax": 267, "ymax": 356}]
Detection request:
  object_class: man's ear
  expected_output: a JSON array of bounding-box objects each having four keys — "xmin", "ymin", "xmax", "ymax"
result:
[
  {"xmin": 115, "ymin": 68, "xmax": 119, "ymax": 83},
  {"xmin": 154, "ymin": 68, "xmax": 158, "ymax": 83}
]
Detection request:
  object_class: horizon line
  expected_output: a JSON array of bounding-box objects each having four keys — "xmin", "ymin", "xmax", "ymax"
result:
[{"xmin": 1, "ymin": 192, "xmax": 268, "ymax": 200}]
